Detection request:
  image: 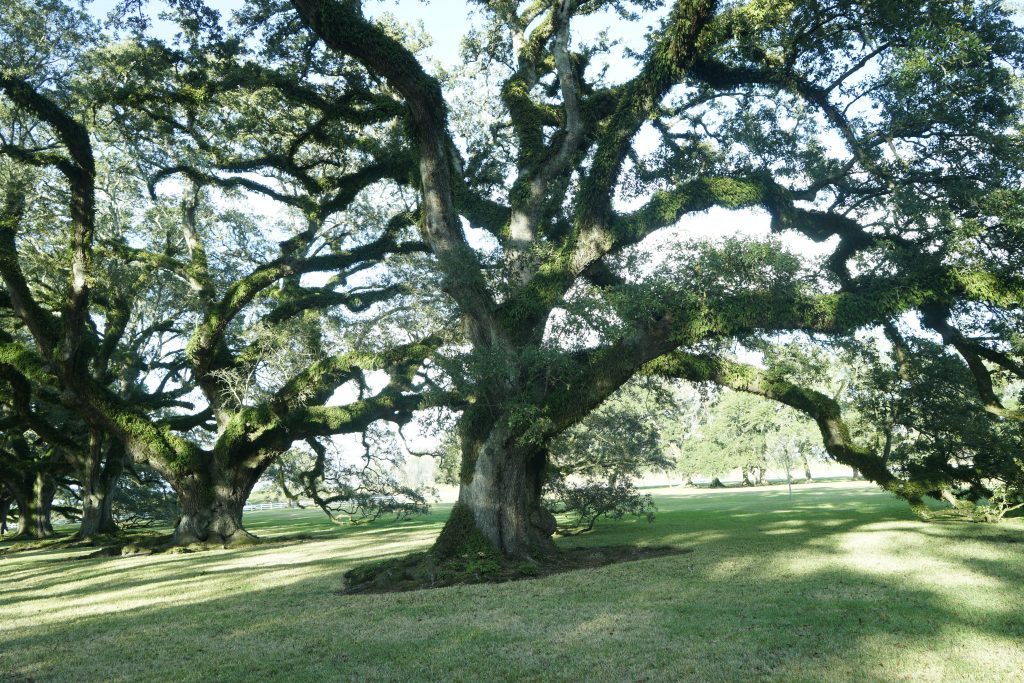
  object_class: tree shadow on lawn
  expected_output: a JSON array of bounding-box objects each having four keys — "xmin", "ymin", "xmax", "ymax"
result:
[
  {"xmin": 0, "ymin": 553, "xmax": 1019, "ymax": 681},
  {"xmin": 0, "ymin": 514, "xmax": 450, "ymax": 609},
  {"xmin": 2, "ymin": 487, "xmax": 1022, "ymax": 681},
  {"xmin": 240, "ymin": 505, "xmax": 452, "ymax": 540},
  {"xmin": 0, "ymin": 530, "xmax": 447, "ymax": 609}
]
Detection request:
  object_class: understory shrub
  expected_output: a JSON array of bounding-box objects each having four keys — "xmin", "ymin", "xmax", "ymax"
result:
[{"xmin": 544, "ymin": 477, "xmax": 656, "ymax": 535}]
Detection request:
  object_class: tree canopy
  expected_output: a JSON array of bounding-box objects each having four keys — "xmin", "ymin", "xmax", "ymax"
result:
[{"xmin": 1, "ymin": 0, "xmax": 1022, "ymax": 559}]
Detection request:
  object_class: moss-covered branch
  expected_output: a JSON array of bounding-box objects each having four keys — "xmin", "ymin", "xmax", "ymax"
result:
[
  {"xmin": 646, "ymin": 351, "xmax": 931, "ymax": 509},
  {"xmin": 0, "ymin": 74, "xmax": 97, "ymax": 379},
  {"xmin": 291, "ymin": 0, "xmax": 504, "ymax": 352}
]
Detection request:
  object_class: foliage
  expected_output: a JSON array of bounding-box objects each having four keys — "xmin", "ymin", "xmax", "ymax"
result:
[
  {"xmin": 269, "ymin": 427, "xmax": 432, "ymax": 525},
  {"xmin": 544, "ymin": 477, "xmax": 656, "ymax": 535},
  {"xmin": 837, "ymin": 332, "xmax": 1024, "ymax": 515},
  {"xmin": 0, "ymin": 0, "xmax": 451, "ymax": 543},
  {"xmin": 2, "ymin": 0, "xmax": 1024, "ymax": 556},
  {"xmin": 549, "ymin": 379, "xmax": 677, "ymax": 485},
  {"xmin": 110, "ymin": 465, "xmax": 180, "ymax": 529},
  {"xmin": 679, "ymin": 390, "xmax": 821, "ymax": 484},
  {"xmin": 431, "ymin": 430, "xmax": 462, "ymax": 487},
  {"xmin": 986, "ymin": 462, "xmax": 1024, "ymax": 521}
]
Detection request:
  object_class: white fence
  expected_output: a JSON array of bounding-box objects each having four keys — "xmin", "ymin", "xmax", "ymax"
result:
[{"xmin": 242, "ymin": 501, "xmax": 304, "ymax": 512}]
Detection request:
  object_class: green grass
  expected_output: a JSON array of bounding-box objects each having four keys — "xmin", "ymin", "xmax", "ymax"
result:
[{"xmin": 1, "ymin": 481, "xmax": 1022, "ymax": 682}]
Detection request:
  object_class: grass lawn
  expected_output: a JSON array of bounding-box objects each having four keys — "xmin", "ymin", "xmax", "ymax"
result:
[{"xmin": 1, "ymin": 481, "xmax": 1022, "ymax": 682}]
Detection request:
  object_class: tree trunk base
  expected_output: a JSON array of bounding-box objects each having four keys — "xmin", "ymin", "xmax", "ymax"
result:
[
  {"xmin": 74, "ymin": 518, "xmax": 120, "ymax": 542},
  {"xmin": 170, "ymin": 509, "xmax": 258, "ymax": 547},
  {"xmin": 343, "ymin": 543, "xmax": 691, "ymax": 594},
  {"xmin": 7, "ymin": 530, "xmax": 55, "ymax": 542},
  {"xmin": 171, "ymin": 526, "xmax": 259, "ymax": 548},
  {"xmin": 432, "ymin": 501, "xmax": 556, "ymax": 562},
  {"xmin": 13, "ymin": 513, "xmax": 53, "ymax": 541}
]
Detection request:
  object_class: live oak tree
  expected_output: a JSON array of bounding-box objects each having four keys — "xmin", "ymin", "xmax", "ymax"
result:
[
  {"xmin": 685, "ymin": 391, "xmax": 771, "ymax": 484},
  {"xmin": 0, "ymin": 353, "xmax": 127, "ymax": 539},
  {"xmin": 654, "ymin": 380, "xmax": 714, "ymax": 485},
  {"xmin": 760, "ymin": 341, "xmax": 838, "ymax": 481},
  {"xmin": 0, "ymin": 0, "xmax": 449, "ymax": 545},
  {"xmin": 680, "ymin": 389, "xmax": 815, "ymax": 485},
  {"xmin": 4, "ymin": 0, "xmax": 1024, "ymax": 561},
  {"xmin": 0, "ymin": 430, "xmax": 60, "ymax": 540},
  {"xmin": 278, "ymin": 0, "xmax": 1024, "ymax": 559},
  {"xmin": 771, "ymin": 408, "xmax": 825, "ymax": 484}
]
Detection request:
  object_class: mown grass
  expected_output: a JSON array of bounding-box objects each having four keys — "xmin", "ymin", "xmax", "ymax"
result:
[{"xmin": 1, "ymin": 481, "xmax": 1022, "ymax": 682}]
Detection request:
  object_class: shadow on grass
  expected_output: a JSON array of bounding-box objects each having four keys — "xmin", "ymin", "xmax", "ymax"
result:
[{"xmin": 1, "ymin": 484, "xmax": 1022, "ymax": 682}]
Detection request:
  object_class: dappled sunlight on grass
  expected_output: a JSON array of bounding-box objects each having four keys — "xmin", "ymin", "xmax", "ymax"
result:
[{"xmin": 1, "ymin": 482, "xmax": 1022, "ymax": 681}]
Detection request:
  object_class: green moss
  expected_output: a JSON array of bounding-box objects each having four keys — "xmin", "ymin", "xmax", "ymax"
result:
[
  {"xmin": 501, "ymin": 76, "xmax": 552, "ymax": 172},
  {"xmin": 102, "ymin": 397, "xmax": 201, "ymax": 476},
  {"xmin": 213, "ymin": 404, "xmax": 281, "ymax": 465},
  {"xmin": 953, "ymin": 268, "xmax": 1023, "ymax": 307},
  {"xmin": 431, "ymin": 502, "xmax": 496, "ymax": 560},
  {"xmin": 0, "ymin": 342, "xmax": 47, "ymax": 381}
]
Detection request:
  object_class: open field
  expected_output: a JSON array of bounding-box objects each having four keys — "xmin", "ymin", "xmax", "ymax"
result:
[{"xmin": 2, "ymin": 481, "xmax": 1022, "ymax": 682}]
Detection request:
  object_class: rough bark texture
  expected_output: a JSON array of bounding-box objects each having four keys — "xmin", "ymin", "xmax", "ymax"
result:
[
  {"xmin": 77, "ymin": 467, "xmax": 120, "ymax": 538},
  {"xmin": 78, "ymin": 485, "xmax": 117, "ymax": 538},
  {"xmin": 0, "ymin": 491, "xmax": 10, "ymax": 535},
  {"xmin": 436, "ymin": 420, "xmax": 556, "ymax": 560},
  {"xmin": 75, "ymin": 442, "xmax": 124, "ymax": 539},
  {"xmin": 169, "ymin": 464, "xmax": 261, "ymax": 546},
  {"xmin": 10, "ymin": 472, "xmax": 56, "ymax": 539}
]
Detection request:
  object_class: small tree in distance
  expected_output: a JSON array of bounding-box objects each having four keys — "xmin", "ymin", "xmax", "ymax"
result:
[{"xmin": 545, "ymin": 380, "xmax": 672, "ymax": 533}]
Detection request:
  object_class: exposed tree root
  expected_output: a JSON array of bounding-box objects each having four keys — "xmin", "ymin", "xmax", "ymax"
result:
[{"xmin": 340, "ymin": 545, "xmax": 692, "ymax": 594}]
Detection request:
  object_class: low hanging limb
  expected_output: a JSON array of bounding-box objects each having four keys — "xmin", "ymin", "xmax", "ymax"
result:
[
  {"xmin": 916, "ymin": 305, "xmax": 1024, "ymax": 421},
  {"xmin": 645, "ymin": 350, "xmax": 933, "ymax": 514}
]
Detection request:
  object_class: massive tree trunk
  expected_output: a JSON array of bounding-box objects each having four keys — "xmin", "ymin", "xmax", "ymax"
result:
[
  {"xmin": 78, "ymin": 476, "xmax": 118, "ymax": 538},
  {"xmin": 8, "ymin": 472, "xmax": 57, "ymax": 540},
  {"xmin": 434, "ymin": 419, "xmax": 556, "ymax": 560},
  {"xmin": 76, "ymin": 436, "xmax": 125, "ymax": 539},
  {"xmin": 168, "ymin": 463, "xmax": 262, "ymax": 546},
  {"xmin": 0, "ymin": 490, "xmax": 10, "ymax": 535}
]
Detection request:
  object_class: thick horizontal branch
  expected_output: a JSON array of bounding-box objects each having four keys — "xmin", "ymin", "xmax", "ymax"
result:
[
  {"xmin": 645, "ymin": 351, "xmax": 930, "ymax": 507},
  {"xmin": 265, "ymin": 282, "xmax": 411, "ymax": 324}
]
